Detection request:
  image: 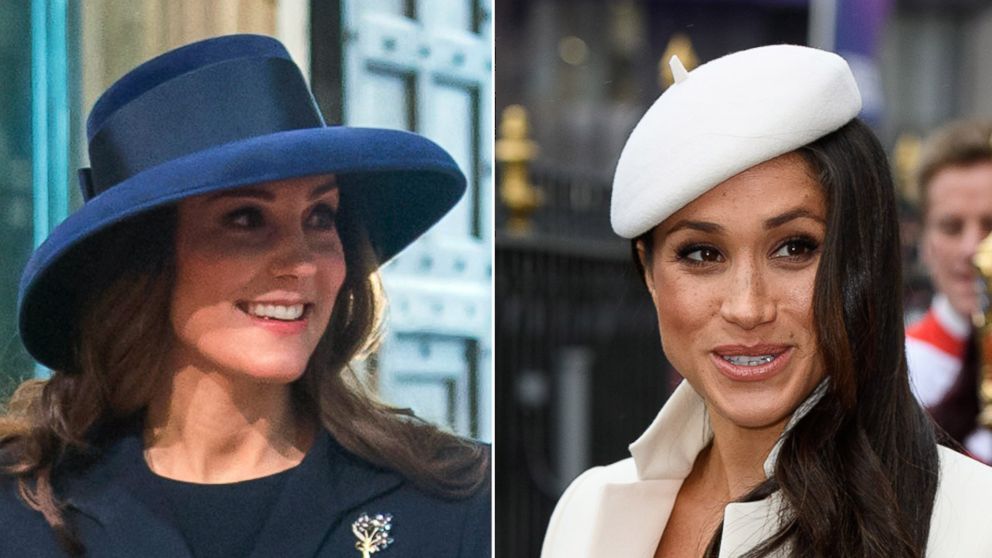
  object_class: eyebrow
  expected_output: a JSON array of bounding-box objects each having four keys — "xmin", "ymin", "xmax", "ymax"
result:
[
  {"xmin": 665, "ymin": 220, "xmax": 724, "ymax": 235},
  {"xmin": 205, "ymin": 180, "xmax": 338, "ymax": 203},
  {"xmin": 664, "ymin": 207, "xmax": 825, "ymax": 236},
  {"xmin": 764, "ymin": 207, "xmax": 825, "ymax": 229},
  {"xmin": 308, "ymin": 181, "xmax": 338, "ymax": 200}
]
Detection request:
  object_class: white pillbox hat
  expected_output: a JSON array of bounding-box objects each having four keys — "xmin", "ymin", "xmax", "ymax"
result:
[{"xmin": 610, "ymin": 44, "xmax": 862, "ymax": 238}]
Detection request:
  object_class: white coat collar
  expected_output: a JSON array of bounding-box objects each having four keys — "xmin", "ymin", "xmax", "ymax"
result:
[
  {"xmin": 543, "ymin": 380, "xmax": 829, "ymax": 558},
  {"xmin": 629, "ymin": 379, "xmax": 829, "ymax": 481},
  {"xmin": 547, "ymin": 380, "xmax": 992, "ymax": 558},
  {"xmin": 573, "ymin": 379, "xmax": 828, "ymax": 557}
]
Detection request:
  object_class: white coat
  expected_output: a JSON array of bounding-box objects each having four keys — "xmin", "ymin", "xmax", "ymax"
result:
[{"xmin": 541, "ymin": 381, "xmax": 992, "ymax": 557}]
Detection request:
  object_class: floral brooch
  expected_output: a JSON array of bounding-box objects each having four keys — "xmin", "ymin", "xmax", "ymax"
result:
[{"xmin": 352, "ymin": 512, "xmax": 394, "ymax": 557}]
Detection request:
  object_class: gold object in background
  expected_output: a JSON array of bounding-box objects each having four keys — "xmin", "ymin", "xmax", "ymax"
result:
[
  {"xmin": 893, "ymin": 133, "xmax": 923, "ymax": 206},
  {"xmin": 558, "ymin": 35, "xmax": 589, "ymax": 66},
  {"xmin": 660, "ymin": 33, "xmax": 698, "ymax": 90},
  {"xmin": 972, "ymin": 232, "xmax": 992, "ymax": 428},
  {"xmin": 496, "ymin": 105, "xmax": 541, "ymax": 234}
]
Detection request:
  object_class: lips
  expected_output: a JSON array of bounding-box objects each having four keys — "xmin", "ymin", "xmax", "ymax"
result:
[
  {"xmin": 236, "ymin": 301, "xmax": 313, "ymax": 322},
  {"xmin": 722, "ymin": 354, "xmax": 775, "ymax": 366},
  {"xmin": 711, "ymin": 344, "xmax": 792, "ymax": 382},
  {"xmin": 246, "ymin": 302, "xmax": 305, "ymax": 321},
  {"xmin": 713, "ymin": 344, "xmax": 789, "ymax": 357}
]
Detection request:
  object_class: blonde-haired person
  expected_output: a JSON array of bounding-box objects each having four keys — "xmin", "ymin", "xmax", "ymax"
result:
[
  {"xmin": 541, "ymin": 45, "xmax": 992, "ymax": 558},
  {"xmin": 906, "ymin": 120, "xmax": 992, "ymax": 463},
  {"xmin": 0, "ymin": 35, "xmax": 489, "ymax": 557}
]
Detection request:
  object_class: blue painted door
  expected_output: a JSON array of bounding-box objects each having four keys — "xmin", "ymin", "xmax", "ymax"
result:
[{"xmin": 341, "ymin": 0, "xmax": 492, "ymax": 440}]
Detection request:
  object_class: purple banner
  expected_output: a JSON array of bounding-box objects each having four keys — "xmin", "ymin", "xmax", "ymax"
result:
[{"xmin": 834, "ymin": 0, "xmax": 893, "ymax": 124}]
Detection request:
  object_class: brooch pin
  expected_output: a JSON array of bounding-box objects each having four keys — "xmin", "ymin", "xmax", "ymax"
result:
[{"xmin": 352, "ymin": 512, "xmax": 394, "ymax": 557}]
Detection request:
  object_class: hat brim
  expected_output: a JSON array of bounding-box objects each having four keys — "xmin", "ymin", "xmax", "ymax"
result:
[{"xmin": 18, "ymin": 126, "xmax": 466, "ymax": 370}]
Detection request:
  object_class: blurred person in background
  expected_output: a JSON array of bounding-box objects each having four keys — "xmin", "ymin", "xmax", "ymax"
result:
[
  {"xmin": 0, "ymin": 35, "xmax": 489, "ymax": 557},
  {"xmin": 907, "ymin": 120, "xmax": 992, "ymax": 464},
  {"xmin": 541, "ymin": 45, "xmax": 992, "ymax": 558}
]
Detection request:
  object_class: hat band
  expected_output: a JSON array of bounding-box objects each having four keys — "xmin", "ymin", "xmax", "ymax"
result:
[{"xmin": 82, "ymin": 56, "xmax": 325, "ymax": 200}]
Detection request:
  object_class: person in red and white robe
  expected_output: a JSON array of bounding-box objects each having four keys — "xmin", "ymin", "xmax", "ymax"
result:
[{"xmin": 908, "ymin": 120, "xmax": 992, "ymax": 463}]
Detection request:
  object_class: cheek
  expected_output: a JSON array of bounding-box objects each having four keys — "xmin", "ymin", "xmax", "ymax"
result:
[
  {"xmin": 783, "ymin": 268, "xmax": 816, "ymax": 315},
  {"xmin": 170, "ymin": 245, "xmax": 253, "ymax": 334},
  {"xmin": 780, "ymin": 269, "xmax": 818, "ymax": 353},
  {"xmin": 315, "ymin": 254, "xmax": 348, "ymax": 302},
  {"xmin": 174, "ymin": 250, "xmax": 247, "ymax": 302},
  {"xmin": 754, "ymin": 264, "xmax": 823, "ymax": 388},
  {"xmin": 650, "ymin": 268, "xmax": 717, "ymax": 354},
  {"xmin": 927, "ymin": 226, "xmax": 969, "ymax": 258},
  {"xmin": 921, "ymin": 232, "xmax": 960, "ymax": 288}
]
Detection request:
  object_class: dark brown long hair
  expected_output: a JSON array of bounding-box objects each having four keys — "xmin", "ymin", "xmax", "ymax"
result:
[
  {"xmin": 0, "ymin": 187, "xmax": 487, "ymax": 554},
  {"xmin": 635, "ymin": 119, "xmax": 939, "ymax": 557}
]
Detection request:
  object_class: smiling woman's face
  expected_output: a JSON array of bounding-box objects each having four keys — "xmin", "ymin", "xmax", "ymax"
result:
[
  {"xmin": 641, "ymin": 153, "xmax": 827, "ymax": 430},
  {"xmin": 169, "ymin": 174, "xmax": 347, "ymax": 384}
]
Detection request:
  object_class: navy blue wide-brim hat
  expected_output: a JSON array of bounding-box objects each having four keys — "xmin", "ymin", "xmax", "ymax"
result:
[{"xmin": 18, "ymin": 34, "xmax": 466, "ymax": 371}]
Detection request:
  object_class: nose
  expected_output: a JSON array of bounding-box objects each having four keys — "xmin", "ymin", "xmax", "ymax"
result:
[
  {"xmin": 719, "ymin": 259, "xmax": 776, "ymax": 330},
  {"xmin": 269, "ymin": 228, "xmax": 319, "ymax": 279}
]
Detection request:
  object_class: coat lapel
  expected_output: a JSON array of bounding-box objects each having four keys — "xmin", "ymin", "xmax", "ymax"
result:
[
  {"xmin": 578, "ymin": 382, "xmax": 709, "ymax": 556},
  {"xmin": 589, "ymin": 380, "xmax": 827, "ymax": 558},
  {"xmin": 62, "ymin": 430, "xmax": 193, "ymax": 558},
  {"xmin": 248, "ymin": 431, "xmax": 403, "ymax": 558},
  {"xmin": 62, "ymin": 428, "xmax": 403, "ymax": 558},
  {"xmin": 719, "ymin": 497, "xmax": 785, "ymax": 557},
  {"xmin": 585, "ymin": 478, "xmax": 683, "ymax": 556}
]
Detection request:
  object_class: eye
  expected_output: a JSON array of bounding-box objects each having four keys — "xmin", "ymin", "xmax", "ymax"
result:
[
  {"xmin": 937, "ymin": 218, "xmax": 963, "ymax": 236},
  {"xmin": 676, "ymin": 244, "xmax": 724, "ymax": 264},
  {"xmin": 772, "ymin": 236, "xmax": 819, "ymax": 260},
  {"xmin": 223, "ymin": 207, "xmax": 264, "ymax": 229},
  {"xmin": 306, "ymin": 203, "xmax": 337, "ymax": 231}
]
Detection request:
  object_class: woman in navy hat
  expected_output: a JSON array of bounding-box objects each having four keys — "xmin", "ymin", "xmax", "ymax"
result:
[
  {"xmin": 0, "ymin": 35, "xmax": 488, "ymax": 557},
  {"xmin": 541, "ymin": 45, "xmax": 992, "ymax": 557}
]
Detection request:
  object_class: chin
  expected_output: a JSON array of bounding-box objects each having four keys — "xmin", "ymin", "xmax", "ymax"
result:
[
  {"xmin": 217, "ymin": 353, "xmax": 310, "ymax": 384},
  {"xmin": 707, "ymin": 388, "xmax": 801, "ymax": 430},
  {"xmin": 245, "ymin": 363, "xmax": 309, "ymax": 384},
  {"xmin": 714, "ymin": 407, "xmax": 792, "ymax": 431}
]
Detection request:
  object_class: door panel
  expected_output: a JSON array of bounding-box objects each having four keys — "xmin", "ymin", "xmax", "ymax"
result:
[{"xmin": 341, "ymin": 0, "xmax": 491, "ymax": 440}]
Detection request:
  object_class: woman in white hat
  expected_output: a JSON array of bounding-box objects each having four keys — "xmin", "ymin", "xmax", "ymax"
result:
[
  {"xmin": 0, "ymin": 35, "xmax": 488, "ymax": 557},
  {"xmin": 541, "ymin": 45, "xmax": 992, "ymax": 557}
]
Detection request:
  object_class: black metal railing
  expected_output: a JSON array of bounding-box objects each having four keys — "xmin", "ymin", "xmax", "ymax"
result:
[{"xmin": 495, "ymin": 166, "xmax": 674, "ymax": 558}]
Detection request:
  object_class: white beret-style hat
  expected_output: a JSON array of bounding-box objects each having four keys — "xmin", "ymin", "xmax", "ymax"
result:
[{"xmin": 610, "ymin": 44, "xmax": 862, "ymax": 238}]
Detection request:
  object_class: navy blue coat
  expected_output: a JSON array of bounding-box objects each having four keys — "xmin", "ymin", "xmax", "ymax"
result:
[{"xmin": 0, "ymin": 429, "xmax": 490, "ymax": 557}]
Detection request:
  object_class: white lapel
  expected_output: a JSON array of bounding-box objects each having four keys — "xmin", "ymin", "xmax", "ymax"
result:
[
  {"xmin": 584, "ymin": 478, "xmax": 684, "ymax": 556},
  {"xmin": 718, "ymin": 495, "xmax": 786, "ymax": 557},
  {"xmin": 584, "ymin": 380, "xmax": 827, "ymax": 557},
  {"xmin": 578, "ymin": 382, "xmax": 710, "ymax": 555},
  {"xmin": 718, "ymin": 383, "xmax": 826, "ymax": 557}
]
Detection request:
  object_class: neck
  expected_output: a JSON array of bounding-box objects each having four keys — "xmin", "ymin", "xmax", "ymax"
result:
[
  {"xmin": 144, "ymin": 358, "xmax": 313, "ymax": 484},
  {"xmin": 693, "ymin": 411, "xmax": 786, "ymax": 501}
]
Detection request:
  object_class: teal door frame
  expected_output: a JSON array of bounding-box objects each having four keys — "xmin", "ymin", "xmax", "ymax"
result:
[
  {"xmin": 31, "ymin": 0, "xmax": 69, "ymax": 247},
  {"xmin": 30, "ymin": 0, "xmax": 70, "ymax": 377}
]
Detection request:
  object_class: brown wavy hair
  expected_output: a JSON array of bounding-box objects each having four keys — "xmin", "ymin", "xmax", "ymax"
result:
[
  {"xmin": 0, "ymin": 188, "xmax": 487, "ymax": 554},
  {"xmin": 634, "ymin": 120, "xmax": 940, "ymax": 557}
]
